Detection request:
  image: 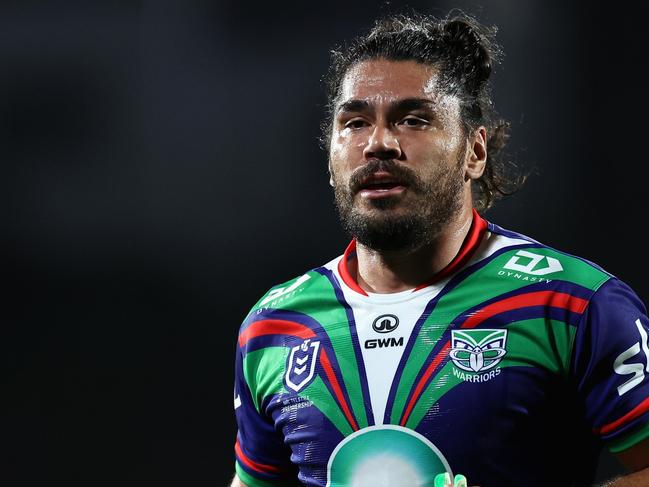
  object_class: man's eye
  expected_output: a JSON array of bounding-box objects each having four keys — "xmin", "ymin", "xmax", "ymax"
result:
[
  {"xmin": 399, "ymin": 117, "xmax": 428, "ymax": 127},
  {"xmin": 344, "ymin": 119, "xmax": 368, "ymax": 129}
]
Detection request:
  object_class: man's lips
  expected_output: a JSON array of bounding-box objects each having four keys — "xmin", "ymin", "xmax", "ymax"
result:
[
  {"xmin": 358, "ymin": 185, "xmax": 407, "ymax": 199},
  {"xmin": 356, "ymin": 171, "xmax": 408, "ymax": 199}
]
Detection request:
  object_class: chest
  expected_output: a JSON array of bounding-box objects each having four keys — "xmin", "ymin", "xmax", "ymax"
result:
[{"xmin": 256, "ymin": 293, "xmax": 575, "ymax": 481}]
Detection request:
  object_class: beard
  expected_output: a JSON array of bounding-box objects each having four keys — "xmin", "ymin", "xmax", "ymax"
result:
[{"xmin": 332, "ymin": 155, "xmax": 465, "ymax": 252}]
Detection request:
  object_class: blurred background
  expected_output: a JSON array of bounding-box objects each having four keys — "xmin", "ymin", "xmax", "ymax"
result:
[{"xmin": 3, "ymin": 0, "xmax": 645, "ymax": 485}]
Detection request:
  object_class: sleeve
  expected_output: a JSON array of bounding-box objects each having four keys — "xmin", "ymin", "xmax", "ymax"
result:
[
  {"xmin": 571, "ymin": 278, "xmax": 649, "ymax": 453},
  {"xmin": 233, "ymin": 338, "xmax": 298, "ymax": 486}
]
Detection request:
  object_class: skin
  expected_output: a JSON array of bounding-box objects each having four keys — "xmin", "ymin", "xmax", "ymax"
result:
[{"xmin": 230, "ymin": 59, "xmax": 649, "ymax": 486}]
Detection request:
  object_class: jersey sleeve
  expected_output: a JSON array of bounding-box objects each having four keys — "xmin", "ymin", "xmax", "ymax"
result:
[
  {"xmin": 571, "ymin": 278, "xmax": 649, "ymax": 453},
  {"xmin": 233, "ymin": 335, "xmax": 298, "ymax": 486}
]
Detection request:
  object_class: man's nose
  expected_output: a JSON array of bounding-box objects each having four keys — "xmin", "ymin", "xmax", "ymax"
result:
[{"xmin": 363, "ymin": 124, "xmax": 402, "ymax": 160}]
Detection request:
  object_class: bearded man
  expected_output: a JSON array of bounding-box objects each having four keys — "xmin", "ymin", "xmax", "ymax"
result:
[{"xmin": 230, "ymin": 11, "xmax": 649, "ymax": 487}]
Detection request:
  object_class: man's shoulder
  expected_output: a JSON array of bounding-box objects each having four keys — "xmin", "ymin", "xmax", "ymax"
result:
[
  {"xmin": 484, "ymin": 220, "xmax": 614, "ymax": 293},
  {"xmin": 239, "ymin": 254, "xmax": 344, "ymax": 327}
]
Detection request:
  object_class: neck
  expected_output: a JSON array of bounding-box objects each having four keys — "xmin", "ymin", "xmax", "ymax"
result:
[{"xmin": 353, "ymin": 206, "xmax": 475, "ymax": 294}]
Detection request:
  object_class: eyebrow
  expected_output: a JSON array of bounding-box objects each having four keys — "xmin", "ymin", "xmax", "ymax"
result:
[{"xmin": 336, "ymin": 97, "xmax": 436, "ymax": 115}]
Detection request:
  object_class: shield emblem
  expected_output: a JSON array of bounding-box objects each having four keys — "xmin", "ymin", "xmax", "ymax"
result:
[
  {"xmin": 449, "ymin": 329, "xmax": 508, "ymax": 373},
  {"xmin": 285, "ymin": 339, "xmax": 321, "ymax": 392}
]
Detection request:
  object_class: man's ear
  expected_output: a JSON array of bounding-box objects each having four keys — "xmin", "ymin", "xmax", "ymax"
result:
[
  {"xmin": 465, "ymin": 126, "xmax": 487, "ymax": 181},
  {"xmin": 328, "ymin": 162, "xmax": 335, "ymax": 187}
]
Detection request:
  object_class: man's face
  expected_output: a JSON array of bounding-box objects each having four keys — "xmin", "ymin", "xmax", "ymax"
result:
[{"xmin": 329, "ymin": 58, "xmax": 472, "ymax": 252}]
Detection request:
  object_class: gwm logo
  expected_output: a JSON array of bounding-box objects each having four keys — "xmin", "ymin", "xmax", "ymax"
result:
[
  {"xmin": 449, "ymin": 329, "xmax": 508, "ymax": 383},
  {"xmin": 285, "ymin": 339, "xmax": 320, "ymax": 392},
  {"xmin": 503, "ymin": 250, "xmax": 563, "ymax": 276},
  {"xmin": 365, "ymin": 314, "xmax": 403, "ymax": 349},
  {"xmin": 372, "ymin": 314, "xmax": 399, "ymax": 333},
  {"xmin": 364, "ymin": 337, "xmax": 404, "ymax": 349}
]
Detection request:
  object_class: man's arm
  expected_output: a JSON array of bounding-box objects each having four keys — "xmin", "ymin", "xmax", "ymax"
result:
[
  {"xmin": 233, "ymin": 311, "xmax": 297, "ymax": 486},
  {"xmin": 601, "ymin": 437, "xmax": 649, "ymax": 486},
  {"xmin": 230, "ymin": 473, "xmax": 249, "ymax": 487}
]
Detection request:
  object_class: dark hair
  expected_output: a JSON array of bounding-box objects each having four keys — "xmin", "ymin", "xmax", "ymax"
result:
[{"xmin": 321, "ymin": 11, "xmax": 525, "ymax": 213}]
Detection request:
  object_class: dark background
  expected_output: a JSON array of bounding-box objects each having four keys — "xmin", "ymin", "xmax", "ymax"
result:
[{"xmin": 3, "ymin": 1, "xmax": 646, "ymax": 485}]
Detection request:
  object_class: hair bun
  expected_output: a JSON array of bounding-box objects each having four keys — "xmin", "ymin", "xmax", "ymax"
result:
[{"xmin": 442, "ymin": 17, "xmax": 492, "ymax": 90}]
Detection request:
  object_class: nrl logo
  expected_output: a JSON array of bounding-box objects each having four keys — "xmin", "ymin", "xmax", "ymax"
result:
[
  {"xmin": 449, "ymin": 329, "xmax": 508, "ymax": 373},
  {"xmin": 285, "ymin": 339, "xmax": 321, "ymax": 392}
]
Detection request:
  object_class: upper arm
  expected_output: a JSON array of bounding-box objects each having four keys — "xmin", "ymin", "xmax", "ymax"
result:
[
  {"xmin": 616, "ymin": 436, "xmax": 649, "ymax": 472},
  {"xmin": 230, "ymin": 474, "xmax": 249, "ymax": 487},
  {"xmin": 233, "ymin": 321, "xmax": 299, "ymax": 485},
  {"xmin": 571, "ymin": 279, "xmax": 649, "ymax": 452}
]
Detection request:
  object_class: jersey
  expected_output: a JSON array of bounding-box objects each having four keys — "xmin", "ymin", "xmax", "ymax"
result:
[{"xmin": 233, "ymin": 211, "xmax": 649, "ymax": 487}]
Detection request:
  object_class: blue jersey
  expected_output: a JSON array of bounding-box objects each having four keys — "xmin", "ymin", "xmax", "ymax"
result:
[{"xmin": 233, "ymin": 212, "xmax": 649, "ymax": 486}]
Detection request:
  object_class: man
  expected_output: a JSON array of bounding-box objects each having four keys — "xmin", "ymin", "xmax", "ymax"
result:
[{"xmin": 231, "ymin": 12, "xmax": 649, "ymax": 487}]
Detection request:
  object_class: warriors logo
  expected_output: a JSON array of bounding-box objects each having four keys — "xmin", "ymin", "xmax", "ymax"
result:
[{"xmin": 449, "ymin": 329, "xmax": 508, "ymax": 373}]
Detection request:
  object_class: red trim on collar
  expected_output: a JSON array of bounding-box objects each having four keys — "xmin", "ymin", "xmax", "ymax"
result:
[
  {"xmin": 413, "ymin": 208, "xmax": 488, "ymax": 291},
  {"xmin": 337, "ymin": 209, "xmax": 488, "ymax": 296},
  {"xmin": 338, "ymin": 240, "xmax": 369, "ymax": 296}
]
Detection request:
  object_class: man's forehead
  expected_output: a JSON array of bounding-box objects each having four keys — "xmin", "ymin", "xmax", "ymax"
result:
[{"xmin": 337, "ymin": 59, "xmax": 453, "ymax": 110}]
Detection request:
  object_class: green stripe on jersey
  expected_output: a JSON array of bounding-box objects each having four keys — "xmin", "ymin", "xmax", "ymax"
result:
[
  {"xmin": 251, "ymin": 270, "xmax": 369, "ymax": 429},
  {"xmin": 243, "ymin": 347, "xmax": 288, "ymax": 412},
  {"xmin": 501, "ymin": 319, "xmax": 576, "ymax": 374},
  {"xmin": 302, "ymin": 376, "xmax": 355, "ymax": 437},
  {"xmin": 493, "ymin": 247, "xmax": 610, "ymax": 290},
  {"xmin": 243, "ymin": 348, "xmax": 354, "ymax": 437},
  {"xmin": 606, "ymin": 421, "xmax": 649, "ymax": 453},
  {"xmin": 389, "ymin": 322, "xmax": 450, "ymax": 425}
]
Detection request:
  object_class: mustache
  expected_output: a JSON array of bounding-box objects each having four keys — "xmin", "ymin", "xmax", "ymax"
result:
[{"xmin": 349, "ymin": 160, "xmax": 421, "ymax": 194}]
